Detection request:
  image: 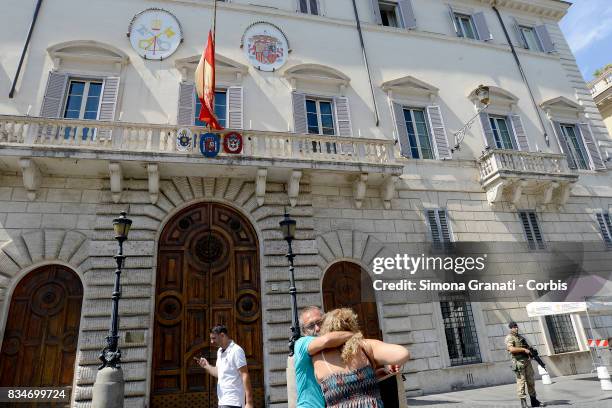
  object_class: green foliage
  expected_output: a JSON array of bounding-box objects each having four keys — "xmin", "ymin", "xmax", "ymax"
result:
[{"xmin": 594, "ymin": 64, "xmax": 612, "ymax": 78}]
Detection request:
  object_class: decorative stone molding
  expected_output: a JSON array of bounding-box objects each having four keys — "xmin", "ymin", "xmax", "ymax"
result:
[
  {"xmin": 316, "ymin": 230, "xmax": 386, "ymax": 276},
  {"xmin": 540, "ymin": 96, "xmax": 585, "ymax": 120},
  {"xmin": 255, "ymin": 168, "xmax": 267, "ymax": 206},
  {"xmin": 287, "ymin": 170, "xmax": 302, "ymax": 208},
  {"xmin": 353, "ymin": 174, "xmax": 368, "ymax": 209},
  {"xmin": 147, "ymin": 163, "xmax": 159, "ymax": 204},
  {"xmin": 18, "ymin": 158, "xmax": 41, "ymax": 201},
  {"xmin": 108, "ymin": 162, "xmax": 123, "ymax": 204},
  {"xmin": 381, "ymin": 76, "xmax": 438, "ymax": 101},
  {"xmin": 470, "ymin": 85, "xmax": 519, "ymax": 111},
  {"xmin": 509, "ymin": 179, "xmax": 528, "ymax": 206},
  {"xmin": 175, "ymin": 54, "xmax": 248, "ymax": 83},
  {"xmin": 282, "ymin": 63, "xmax": 350, "ymax": 94},
  {"xmin": 47, "ymin": 40, "xmax": 129, "ymax": 72},
  {"xmin": 381, "ymin": 175, "xmax": 398, "ymax": 209}
]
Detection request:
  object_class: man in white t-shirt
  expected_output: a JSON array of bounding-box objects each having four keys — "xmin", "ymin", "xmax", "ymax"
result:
[{"xmin": 195, "ymin": 325, "xmax": 254, "ymax": 408}]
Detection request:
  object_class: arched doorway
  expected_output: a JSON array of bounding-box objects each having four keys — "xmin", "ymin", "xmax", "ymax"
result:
[
  {"xmin": 0, "ymin": 264, "xmax": 83, "ymax": 399},
  {"xmin": 151, "ymin": 202, "xmax": 264, "ymax": 407},
  {"xmin": 322, "ymin": 261, "xmax": 382, "ymax": 340}
]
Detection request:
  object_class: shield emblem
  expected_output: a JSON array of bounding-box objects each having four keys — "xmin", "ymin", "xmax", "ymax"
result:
[
  {"xmin": 200, "ymin": 133, "xmax": 220, "ymax": 158},
  {"xmin": 223, "ymin": 132, "xmax": 243, "ymax": 154},
  {"xmin": 176, "ymin": 128, "xmax": 193, "ymax": 152}
]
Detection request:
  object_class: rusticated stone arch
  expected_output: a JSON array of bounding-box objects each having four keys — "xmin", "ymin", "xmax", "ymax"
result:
[{"xmin": 315, "ymin": 230, "xmax": 388, "ymax": 274}]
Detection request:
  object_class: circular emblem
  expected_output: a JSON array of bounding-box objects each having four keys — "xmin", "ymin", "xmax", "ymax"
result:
[
  {"xmin": 241, "ymin": 22, "xmax": 289, "ymax": 71},
  {"xmin": 200, "ymin": 133, "xmax": 221, "ymax": 158},
  {"xmin": 176, "ymin": 128, "xmax": 193, "ymax": 152},
  {"xmin": 128, "ymin": 8, "xmax": 183, "ymax": 60},
  {"xmin": 223, "ymin": 132, "xmax": 243, "ymax": 154}
]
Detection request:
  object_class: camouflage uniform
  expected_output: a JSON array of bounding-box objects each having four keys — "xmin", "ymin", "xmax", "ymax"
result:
[{"xmin": 505, "ymin": 333, "xmax": 536, "ymax": 399}]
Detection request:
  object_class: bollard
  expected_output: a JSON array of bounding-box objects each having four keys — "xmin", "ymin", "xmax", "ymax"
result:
[
  {"xmin": 597, "ymin": 366, "xmax": 612, "ymax": 391},
  {"xmin": 538, "ymin": 365, "xmax": 552, "ymax": 385}
]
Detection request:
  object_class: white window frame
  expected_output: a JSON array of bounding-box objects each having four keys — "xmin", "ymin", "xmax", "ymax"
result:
[
  {"xmin": 378, "ymin": 1, "xmax": 401, "ymax": 28},
  {"xmin": 454, "ymin": 13, "xmax": 478, "ymax": 40},
  {"xmin": 306, "ymin": 97, "xmax": 336, "ymax": 136},
  {"xmin": 489, "ymin": 115, "xmax": 516, "ymax": 150},
  {"xmin": 403, "ymin": 107, "xmax": 435, "ymax": 160},
  {"xmin": 194, "ymin": 88, "xmax": 228, "ymax": 127},
  {"xmin": 63, "ymin": 78, "xmax": 103, "ymax": 120},
  {"xmin": 519, "ymin": 25, "xmax": 543, "ymax": 52},
  {"xmin": 560, "ymin": 123, "xmax": 590, "ymax": 170},
  {"xmin": 298, "ymin": 0, "xmax": 320, "ymax": 16}
]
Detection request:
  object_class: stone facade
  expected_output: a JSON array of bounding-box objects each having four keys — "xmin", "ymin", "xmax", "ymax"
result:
[{"xmin": 2, "ymin": 0, "xmax": 612, "ymax": 407}]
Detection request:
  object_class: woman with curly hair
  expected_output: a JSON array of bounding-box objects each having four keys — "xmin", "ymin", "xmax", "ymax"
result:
[{"xmin": 311, "ymin": 308, "xmax": 411, "ymax": 407}]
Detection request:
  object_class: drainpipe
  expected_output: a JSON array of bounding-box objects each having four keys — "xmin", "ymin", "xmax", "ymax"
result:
[
  {"xmin": 9, "ymin": 0, "xmax": 44, "ymax": 98},
  {"xmin": 350, "ymin": 0, "xmax": 380, "ymax": 126},
  {"xmin": 492, "ymin": 3, "xmax": 550, "ymax": 147}
]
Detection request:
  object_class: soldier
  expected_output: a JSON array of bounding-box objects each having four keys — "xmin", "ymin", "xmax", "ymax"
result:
[{"xmin": 505, "ymin": 322, "xmax": 542, "ymax": 407}]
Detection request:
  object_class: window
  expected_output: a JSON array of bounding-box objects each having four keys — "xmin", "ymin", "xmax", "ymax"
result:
[
  {"xmin": 403, "ymin": 108, "xmax": 434, "ymax": 159},
  {"xmin": 379, "ymin": 1, "xmax": 400, "ymax": 27},
  {"xmin": 489, "ymin": 115, "xmax": 515, "ymax": 150},
  {"xmin": 299, "ymin": 0, "xmax": 319, "ymax": 15},
  {"xmin": 454, "ymin": 13, "xmax": 478, "ymax": 40},
  {"xmin": 195, "ymin": 90, "xmax": 227, "ymax": 128},
  {"xmin": 560, "ymin": 124, "xmax": 589, "ymax": 170},
  {"xmin": 596, "ymin": 213, "xmax": 612, "ymax": 248},
  {"xmin": 519, "ymin": 211, "xmax": 545, "ymax": 250},
  {"xmin": 62, "ymin": 79, "xmax": 103, "ymax": 140},
  {"xmin": 440, "ymin": 292, "xmax": 482, "ymax": 366},
  {"xmin": 519, "ymin": 26, "xmax": 543, "ymax": 51},
  {"xmin": 306, "ymin": 98, "xmax": 335, "ymax": 135},
  {"xmin": 426, "ymin": 209, "xmax": 452, "ymax": 248},
  {"xmin": 545, "ymin": 314, "xmax": 579, "ymax": 354}
]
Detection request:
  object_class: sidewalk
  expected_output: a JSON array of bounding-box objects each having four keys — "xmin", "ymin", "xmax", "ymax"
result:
[{"xmin": 407, "ymin": 374, "xmax": 612, "ymax": 407}]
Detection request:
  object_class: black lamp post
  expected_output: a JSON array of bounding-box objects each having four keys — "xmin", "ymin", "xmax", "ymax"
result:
[
  {"xmin": 98, "ymin": 211, "xmax": 132, "ymax": 369},
  {"xmin": 279, "ymin": 211, "xmax": 300, "ymax": 356}
]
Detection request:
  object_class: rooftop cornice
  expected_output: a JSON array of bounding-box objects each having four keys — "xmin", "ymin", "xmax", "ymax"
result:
[{"xmin": 484, "ymin": 0, "xmax": 571, "ymax": 21}]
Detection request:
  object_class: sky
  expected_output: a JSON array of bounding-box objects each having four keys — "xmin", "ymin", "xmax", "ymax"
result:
[{"xmin": 559, "ymin": 0, "xmax": 612, "ymax": 82}]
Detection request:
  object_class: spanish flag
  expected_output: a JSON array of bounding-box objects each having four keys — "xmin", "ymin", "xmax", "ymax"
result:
[{"xmin": 195, "ymin": 31, "xmax": 223, "ymax": 130}]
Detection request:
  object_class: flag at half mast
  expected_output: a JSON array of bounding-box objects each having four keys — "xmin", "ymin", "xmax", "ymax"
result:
[{"xmin": 195, "ymin": 30, "xmax": 223, "ymax": 130}]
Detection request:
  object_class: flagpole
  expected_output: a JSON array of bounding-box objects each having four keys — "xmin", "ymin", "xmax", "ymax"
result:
[{"xmin": 212, "ymin": 0, "xmax": 218, "ymax": 42}]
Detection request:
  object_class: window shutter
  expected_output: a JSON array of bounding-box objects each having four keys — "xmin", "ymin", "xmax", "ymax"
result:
[
  {"xmin": 98, "ymin": 77, "xmax": 120, "ymax": 121},
  {"xmin": 371, "ymin": 0, "xmax": 382, "ymax": 25},
  {"xmin": 596, "ymin": 213, "xmax": 612, "ymax": 247},
  {"xmin": 292, "ymin": 92, "xmax": 307, "ymax": 134},
  {"xmin": 333, "ymin": 96, "xmax": 353, "ymax": 137},
  {"xmin": 298, "ymin": 0, "xmax": 307, "ymax": 13},
  {"xmin": 398, "ymin": 0, "xmax": 417, "ymax": 30},
  {"xmin": 534, "ymin": 25, "xmax": 555, "ymax": 53},
  {"xmin": 427, "ymin": 210, "xmax": 442, "ymax": 244},
  {"xmin": 426, "ymin": 105, "xmax": 452, "ymax": 159},
  {"xmin": 177, "ymin": 82, "xmax": 195, "ymax": 126},
  {"xmin": 448, "ymin": 5, "xmax": 460, "ymax": 36},
  {"xmin": 551, "ymin": 121, "xmax": 576, "ymax": 169},
  {"xmin": 227, "ymin": 86, "xmax": 244, "ymax": 129},
  {"xmin": 519, "ymin": 211, "xmax": 545, "ymax": 250},
  {"xmin": 472, "ymin": 12, "xmax": 492, "ymax": 41},
  {"xmin": 392, "ymin": 102, "xmax": 412, "ymax": 158},
  {"xmin": 510, "ymin": 114, "xmax": 530, "ymax": 151},
  {"xmin": 438, "ymin": 210, "xmax": 452, "ymax": 243},
  {"xmin": 577, "ymin": 123, "xmax": 606, "ymax": 170},
  {"xmin": 479, "ymin": 112, "xmax": 496, "ymax": 149},
  {"xmin": 40, "ymin": 71, "xmax": 68, "ymax": 118},
  {"xmin": 427, "ymin": 209, "xmax": 452, "ymax": 245},
  {"xmin": 513, "ymin": 18, "xmax": 527, "ymax": 48}
]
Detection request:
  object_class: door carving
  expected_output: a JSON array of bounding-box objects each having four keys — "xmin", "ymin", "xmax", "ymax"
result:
[
  {"xmin": 0, "ymin": 264, "xmax": 83, "ymax": 407},
  {"xmin": 151, "ymin": 203, "xmax": 264, "ymax": 407},
  {"xmin": 322, "ymin": 262, "xmax": 382, "ymax": 340}
]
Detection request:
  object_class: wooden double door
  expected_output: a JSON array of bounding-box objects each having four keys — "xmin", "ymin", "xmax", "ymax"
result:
[
  {"xmin": 151, "ymin": 203, "xmax": 264, "ymax": 407},
  {"xmin": 322, "ymin": 262, "xmax": 382, "ymax": 340},
  {"xmin": 0, "ymin": 265, "xmax": 83, "ymax": 407}
]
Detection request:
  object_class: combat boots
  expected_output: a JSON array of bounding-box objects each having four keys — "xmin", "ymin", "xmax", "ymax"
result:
[
  {"xmin": 530, "ymin": 395, "xmax": 542, "ymax": 407},
  {"xmin": 520, "ymin": 398, "xmax": 528, "ymax": 408}
]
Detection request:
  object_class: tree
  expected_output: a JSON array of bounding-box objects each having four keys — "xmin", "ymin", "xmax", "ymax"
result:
[{"xmin": 594, "ymin": 64, "xmax": 612, "ymax": 78}]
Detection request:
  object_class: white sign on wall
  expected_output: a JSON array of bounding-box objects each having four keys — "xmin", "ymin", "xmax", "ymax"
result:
[
  {"xmin": 241, "ymin": 22, "xmax": 290, "ymax": 72},
  {"xmin": 128, "ymin": 8, "xmax": 183, "ymax": 60}
]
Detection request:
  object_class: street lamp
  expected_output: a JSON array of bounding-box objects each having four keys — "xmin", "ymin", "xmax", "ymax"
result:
[
  {"xmin": 452, "ymin": 85, "xmax": 490, "ymax": 152},
  {"xmin": 98, "ymin": 211, "xmax": 132, "ymax": 369},
  {"xmin": 279, "ymin": 211, "xmax": 300, "ymax": 356}
]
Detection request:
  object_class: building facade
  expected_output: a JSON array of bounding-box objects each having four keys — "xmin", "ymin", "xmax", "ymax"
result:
[
  {"xmin": 1, "ymin": 0, "xmax": 612, "ymax": 407},
  {"xmin": 589, "ymin": 67, "xmax": 612, "ymax": 138}
]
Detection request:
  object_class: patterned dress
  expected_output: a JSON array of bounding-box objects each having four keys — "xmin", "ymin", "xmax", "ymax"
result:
[{"xmin": 318, "ymin": 353, "xmax": 384, "ymax": 408}]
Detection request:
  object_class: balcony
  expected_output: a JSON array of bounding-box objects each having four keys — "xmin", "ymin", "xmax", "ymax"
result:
[
  {"xmin": 477, "ymin": 149, "xmax": 579, "ymax": 206},
  {"xmin": 0, "ymin": 115, "xmax": 402, "ymax": 207}
]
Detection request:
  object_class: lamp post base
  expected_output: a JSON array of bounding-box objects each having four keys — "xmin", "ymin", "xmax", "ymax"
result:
[
  {"xmin": 92, "ymin": 366, "xmax": 125, "ymax": 408},
  {"xmin": 286, "ymin": 355, "xmax": 297, "ymax": 408}
]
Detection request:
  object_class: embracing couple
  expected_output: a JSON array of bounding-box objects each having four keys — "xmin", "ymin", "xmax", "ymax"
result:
[{"xmin": 294, "ymin": 306, "xmax": 411, "ymax": 408}]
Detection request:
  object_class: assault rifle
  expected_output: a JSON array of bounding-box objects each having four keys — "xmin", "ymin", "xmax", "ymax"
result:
[{"xmin": 520, "ymin": 336, "xmax": 546, "ymax": 369}]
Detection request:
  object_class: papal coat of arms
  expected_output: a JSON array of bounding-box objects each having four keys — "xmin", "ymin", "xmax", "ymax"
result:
[{"xmin": 242, "ymin": 22, "xmax": 289, "ymax": 72}]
